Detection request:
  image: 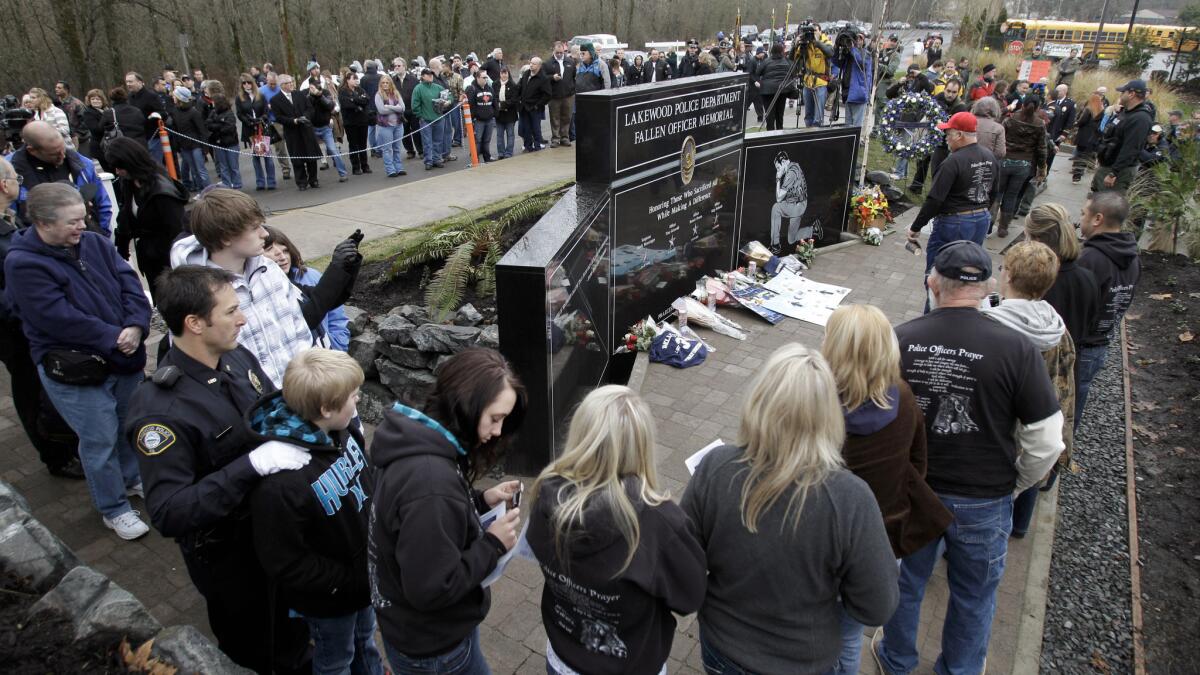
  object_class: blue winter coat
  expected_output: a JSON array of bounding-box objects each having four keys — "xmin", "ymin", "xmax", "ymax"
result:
[
  {"xmin": 833, "ymin": 47, "xmax": 874, "ymax": 105},
  {"xmin": 292, "ymin": 266, "xmax": 349, "ymax": 351},
  {"xmin": 4, "ymin": 227, "xmax": 151, "ymax": 372}
]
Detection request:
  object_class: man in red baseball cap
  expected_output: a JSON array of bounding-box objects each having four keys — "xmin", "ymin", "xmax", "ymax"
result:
[{"xmin": 907, "ymin": 111, "xmax": 1001, "ymax": 312}]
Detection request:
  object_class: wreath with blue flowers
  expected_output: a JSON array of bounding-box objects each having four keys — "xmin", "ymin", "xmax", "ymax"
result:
[{"xmin": 879, "ymin": 91, "xmax": 948, "ymax": 160}]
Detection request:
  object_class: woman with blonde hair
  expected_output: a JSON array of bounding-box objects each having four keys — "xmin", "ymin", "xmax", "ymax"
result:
[
  {"xmin": 528, "ymin": 385, "xmax": 706, "ymax": 675},
  {"xmin": 821, "ymin": 305, "xmax": 952, "ymax": 675},
  {"xmin": 682, "ymin": 343, "xmax": 898, "ymax": 674},
  {"xmin": 26, "ymin": 88, "xmax": 73, "ymax": 148}
]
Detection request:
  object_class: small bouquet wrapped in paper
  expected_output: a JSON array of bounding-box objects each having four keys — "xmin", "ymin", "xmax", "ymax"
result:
[
  {"xmin": 738, "ymin": 240, "xmax": 773, "ymax": 267},
  {"xmin": 672, "ymin": 297, "xmax": 747, "ymax": 341}
]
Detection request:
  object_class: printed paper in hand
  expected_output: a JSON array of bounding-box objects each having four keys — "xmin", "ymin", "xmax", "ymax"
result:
[
  {"xmin": 481, "ymin": 502, "xmax": 531, "ymax": 588},
  {"xmin": 760, "ymin": 269, "xmax": 851, "ymax": 326},
  {"xmin": 686, "ymin": 438, "xmax": 725, "ymax": 475}
]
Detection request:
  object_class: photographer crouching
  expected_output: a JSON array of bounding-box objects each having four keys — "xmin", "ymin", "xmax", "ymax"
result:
[
  {"xmin": 793, "ymin": 20, "xmax": 835, "ymax": 127},
  {"xmin": 831, "ymin": 27, "xmax": 874, "ymax": 128}
]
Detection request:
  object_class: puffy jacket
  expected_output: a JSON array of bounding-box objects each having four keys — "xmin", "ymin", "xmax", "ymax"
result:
[
  {"xmin": 756, "ymin": 56, "xmax": 793, "ymax": 96},
  {"xmin": 206, "ymin": 108, "xmax": 238, "ymax": 147},
  {"xmin": 4, "ymin": 227, "xmax": 150, "ymax": 372},
  {"xmin": 1003, "ymin": 114, "xmax": 1048, "ymax": 167},
  {"xmin": 833, "ymin": 47, "xmax": 873, "ymax": 104}
]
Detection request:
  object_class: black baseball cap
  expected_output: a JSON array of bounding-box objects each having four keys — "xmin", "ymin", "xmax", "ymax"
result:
[
  {"xmin": 420, "ymin": 67, "xmax": 435, "ymax": 76},
  {"xmin": 934, "ymin": 241, "xmax": 992, "ymax": 282},
  {"xmin": 1117, "ymin": 79, "xmax": 1148, "ymax": 93}
]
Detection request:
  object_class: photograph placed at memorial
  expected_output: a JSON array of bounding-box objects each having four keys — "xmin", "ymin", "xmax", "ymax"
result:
[
  {"xmin": 735, "ymin": 128, "xmax": 860, "ymax": 252},
  {"xmin": 609, "ymin": 146, "xmax": 741, "ymax": 346}
]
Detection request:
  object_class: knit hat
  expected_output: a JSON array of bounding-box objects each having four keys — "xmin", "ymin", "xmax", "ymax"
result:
[
  {"xmin": 306, "ymin": 61, "xmax": 320, "ymax": 73},
  {"xmin": 172, "ymin": 87, "xmax": 192, "ymax": 102},
  {"xmin": 981, "ymin": 63, "xmax": 996, "ymax": 75},
  {"xmin": 350, "ymin": 60, "xmax": 363, "ymax": 73}
]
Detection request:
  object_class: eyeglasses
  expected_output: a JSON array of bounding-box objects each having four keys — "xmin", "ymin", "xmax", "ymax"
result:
[{"xmin": 2, "ymin": 174, "xmax": 22, "ymax": 185}]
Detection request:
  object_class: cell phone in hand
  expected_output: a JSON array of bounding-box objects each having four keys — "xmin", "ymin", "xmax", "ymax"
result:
[{"xmin": 511, "ymin": 485, "xmax": 523, "ymax": 508}]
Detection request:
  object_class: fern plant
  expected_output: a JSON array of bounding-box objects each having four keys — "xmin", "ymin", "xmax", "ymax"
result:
[{"xmin": 388, "ymin": 196, "xmax": 557, "ymax": 319}]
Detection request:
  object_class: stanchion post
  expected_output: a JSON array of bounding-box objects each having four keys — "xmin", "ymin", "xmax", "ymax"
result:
[
  {"xmin": 157, "ymin": 118, "xmax": 179, "ymax": 180},
  {"xmin": 461, "ymin": 98, "xmax": 480, "ymax": 167}
]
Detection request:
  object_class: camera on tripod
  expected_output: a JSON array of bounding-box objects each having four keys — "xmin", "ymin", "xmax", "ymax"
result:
[{"xmin": 0, "ymin": 95, "xmax": 34, "ymax": 151}]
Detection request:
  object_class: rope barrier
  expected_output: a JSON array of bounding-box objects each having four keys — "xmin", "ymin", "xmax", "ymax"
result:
[{"xmin": 165, "ymin": 102, "xmax": 464, "ymax": 161}]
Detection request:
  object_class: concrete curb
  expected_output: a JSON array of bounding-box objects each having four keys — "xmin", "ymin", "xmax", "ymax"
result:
[
  {"xmin": 627, "ymin": 350, "xmax": 648, "ymax": 393},
  {"xmin": 1014, "ymin": 481, "xmax": 1059, "ymax": 674}
]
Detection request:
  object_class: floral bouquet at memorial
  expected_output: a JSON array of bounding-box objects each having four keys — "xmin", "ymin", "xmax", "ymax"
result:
[
  {"xmin": 794, "ymin": 239, "xmax": 816, "ymax": 266},
  {"xmin": 620, "ymin": 318, "xmax": 660, "ymax": 353},
  {"xmin": 851, "ymin": 185, "xmax": 893, "ymax": 230},
  {"xmin": 879, "ymin": 91, "xmax": 947, "ymax": 160}
]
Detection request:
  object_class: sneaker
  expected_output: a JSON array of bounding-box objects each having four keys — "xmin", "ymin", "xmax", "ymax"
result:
[
  {"xmin": 338, "ymin": 175, "xmax": 348, "ymax": 182},
  {"xmin": 104, "ymin": 511, "xmax": 149, "ymax": 540},
  {"xmin": 870, "ymin": 628, "xmax": 894, "ymax": 675},
  {"xmin": 560, "ymin": 140, "xmax": 572, "ymax": 147},
  {"xmin": 127, "ymin": 483, "xmax": 144, "ymax": 499},
  {"xmin": 425, "ymin": 164, "xmax": 435, "ymax": 171},
  {"xmin": 444, "ymin": 155, "xmax": 459, "ymax": 162},
  {"xmin": 397, "ymin": 170, "xmax": 407, "ymax": 176}
]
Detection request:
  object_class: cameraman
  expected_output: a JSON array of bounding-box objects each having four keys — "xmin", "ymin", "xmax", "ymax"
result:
[
  {"xmin": 832, "ymin": 29, "xmax": 873, "ymax": 127},
  {"xmin": 794, "ymin": 22, "xmax": 835, "ymax": 127}
]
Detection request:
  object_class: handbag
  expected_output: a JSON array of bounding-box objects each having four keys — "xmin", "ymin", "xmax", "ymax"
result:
[
  {"xmin": 42, "ymin": 349, "xmax": 110, "ymax": 386},
  {"xmin": 100, "ymin": 109, "xmax": 123, "ymax": 158},
  {"xmin": 251, "ymin": 123, "xmax": 270, "ymax": 156}
]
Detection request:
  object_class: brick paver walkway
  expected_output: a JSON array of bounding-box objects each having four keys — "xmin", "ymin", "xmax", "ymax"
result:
[{"xmin": 0, "ymin": 154, "xmax": 1089, "ymax": 673}]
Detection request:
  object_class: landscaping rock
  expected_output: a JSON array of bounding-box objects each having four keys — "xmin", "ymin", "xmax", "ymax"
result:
[
  {"xmin": 391, "ymin": 304, "xmax": 430, "ymax": 324},
  {"xmin": 476, "ymin": 324, "xmax": 500, "ymax": 349},
  {"xmin": 434, "ymin": 354, "xmax": 454, "ymax": 372},
  {"xmin": 377, "ymin": 343, "xmax": 434, "ymax": 369},
  {"xmin": 348, "ymin": 332, "xmax": 380, "ymax": 378},
  {"xmin": 411, "ymin": 324, "xmax": 481, "ymax": 354},
  {"xmin": 29, "ymin": 566, "xmax": 161, "ymax": 645},
  {"xmin": 150, "ymin": 625, "xmax": 254, "ymax": 675},
  {"xmin": 0, "ymin": 512, "xmax": 80, "ymax": 592},
  {"xmin": 0, "ymin": 480, "xmax": 30, "ymax": 515},
  {"xmin": 376, "ymin": 359, "xmax": 438, "ymax": 404},
  {"xmin": 455, "ymin": 303, "xmax": 484, "ymax": 327},
  {"xmin": 378, "ymin": 315, "xmax": 416, "ymax": 347},
  {"xmin": 357, "ymin": 381, "xmax": 395, "ymax": 426},
  {"xmin": 344, "ymin": 305, "xmax": 371, "ymax": 337}
]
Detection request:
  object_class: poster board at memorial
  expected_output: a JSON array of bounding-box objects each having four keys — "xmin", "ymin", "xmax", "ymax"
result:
[{"xmin": 735, "ymin": 128, "xmax": 860, "ymax": 252}]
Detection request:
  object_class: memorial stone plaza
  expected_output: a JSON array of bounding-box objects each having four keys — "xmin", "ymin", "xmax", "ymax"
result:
[{"xmin": 0, "ymin": 63, "xmax": 1186, "ymax": 675}]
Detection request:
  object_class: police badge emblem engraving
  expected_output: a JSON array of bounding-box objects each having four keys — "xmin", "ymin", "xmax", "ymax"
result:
[
  {"xmin": 137, "ymin": 424, "xmax": 177, "ymax": 456},
  {"xmin": 680, "ymin": 135, "xmax": 696, "ymax": 185}
]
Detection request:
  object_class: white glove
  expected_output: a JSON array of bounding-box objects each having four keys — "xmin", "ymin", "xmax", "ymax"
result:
[{"xmin": 249, "ymin": 442, "xmax": 312, "ymax": 476}]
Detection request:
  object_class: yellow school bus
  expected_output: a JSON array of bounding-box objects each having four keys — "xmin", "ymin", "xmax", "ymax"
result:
[{"xmin": 1002, "ymin": 19, "xmax": 1200, "ymax": 59}]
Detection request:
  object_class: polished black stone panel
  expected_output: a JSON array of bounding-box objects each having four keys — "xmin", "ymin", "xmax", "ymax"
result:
[
  {"xmin": 736, "ymin": 127, "xmax": 860, "ymax": 250},
  {"xmin": 576, "ymin": 72, "xmax": 749, "ymax": 186},
  {"xmin": 496, "ymin": 186, "xmax": 612, "ymax": 472},
  {"xmin": 609, "ymin": 144, "xmax": 741, "ymax": 346}
]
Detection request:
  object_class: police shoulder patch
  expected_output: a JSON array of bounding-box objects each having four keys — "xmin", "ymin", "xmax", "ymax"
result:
[{"xmin": 137, "ymin": 423, "xmax": 177, "ymax": 456}]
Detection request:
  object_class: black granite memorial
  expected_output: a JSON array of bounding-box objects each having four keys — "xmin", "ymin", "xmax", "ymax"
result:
[
  {"xmin": 497, "ymin": 74, "xmax": 860, "ymax": 472},
  {"xmin": 735, "ymin": 127, "xmax": 861, "ymax": 251}
]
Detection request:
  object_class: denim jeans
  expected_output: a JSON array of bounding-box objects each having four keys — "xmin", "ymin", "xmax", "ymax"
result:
[
  {"xmin": 451, "ymin": 107, "xmax": 464, "ymax": 145},
  {"xmin": 996, "ymin": 159, "xmax": 1032, "ymax": 217},
  {"xmin": 439, "ymin": 115, "xmax": 455, "ymax": 159},
  {"xmin": 418, "ymin": 118, "xmax": 444, "ymax": 167},
  {"xmin": 473, "ymin": 118, "xmax": 495, "ymax": 161},
  {"xmin": 252, "ymin": 153, "xmax": 277, "ymax": 188},
  {"xmin": 879, "ymin": 493, "xmax": 1013, "ymax": 675},
  {"xmin": 496, "ymin": 121, "xmax": 516, "ymax": 158},
  {"xmin": 314, "ymin": 126, "xmax": 347, "ymax": 176},
  {"xmin": 699, "ymin": 628, "xmax": 752, "ymax": 674},
  {"xmin": 38, "ymin": 367, "xmax": 143, "ymax": 519},
  {"xmin": 177, "ymin": 147, "xmax": 210, "ymax": 191},
  {"xmin": 519, "ymin": 110, "xmax": 545, "ymax": 150},
  {"xmin": 148, "ymin": 134, "xmax": 164, "ymax": 164},
  {"xmin": 1074, "ymin": 343, "xmax": 1109, "ymax": 431},
  {"xmin": 804, "ymin": 86, "xmax": 827, "ymax": 126},
  {"xmin": 376, "ymin": 124, "xmax": 405, "ymax": 175},
  {"xmin": 845, "ymin": 102, "xmax": 867, "ymax": 127},
  {"xmin": 214, "ymin": 145, "xmax": 243, "ymax": 188},
  {"xmin": 384, "ymin": 627, "xmax": 490, "ymax": 675},
  {"xmin": 305, "ymin": 607, "xmax": 385, "ymax": 675},
  {"xmin": 1011, "ymin": 484, "xmax": 1039, "ymax": 536},
  {"xmin": 368, "ymin": 125, "xmax": 378, "ymax": 155},
  {"xmin": 925, "ymin": 210, "xmax": 991, "ymax": 312}
]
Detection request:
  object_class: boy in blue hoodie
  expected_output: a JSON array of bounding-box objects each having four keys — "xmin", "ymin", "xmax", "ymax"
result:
[{"xmin": 246, "ymin": 348, "xmax": 383, "ymax": 675}]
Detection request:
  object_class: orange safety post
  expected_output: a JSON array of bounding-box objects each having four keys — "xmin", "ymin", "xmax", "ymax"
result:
[
  {"xmin": 461, "ymin": 96, "xmax": 480, "ymax": 167},
  {"xmin": 156, "ymin": 118, "xmax": 179, "ymax": 180}
]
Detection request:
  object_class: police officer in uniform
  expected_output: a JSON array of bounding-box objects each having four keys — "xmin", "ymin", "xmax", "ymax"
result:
[{"xmin": 126, "ymin": 266, "xmax": 311, "ymax": 674}]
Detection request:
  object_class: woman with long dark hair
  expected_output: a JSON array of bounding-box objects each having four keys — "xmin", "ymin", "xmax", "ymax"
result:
[
  {"xmin": 106, "ymin": 136, "xmax": 188, "ymax": 301},
  {"xmin": 995, "ymin": 95, "xmax": 1047, "ymax": 238},
  {"xmin": 368, "ymin": 348, "xmax": 527, "ymax": 674},
  {"xmin": 235, "ymin": 73, "xmax": 277, "ymax": 190},
  {"xmin": 338, "ymin": 72, "xmax": 373, "ymax": 175}
]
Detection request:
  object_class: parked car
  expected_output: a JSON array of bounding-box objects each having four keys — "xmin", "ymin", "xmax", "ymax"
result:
[{"xmin": 739, "ymin": 24, "xmax": 760, "ymax": 40}]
